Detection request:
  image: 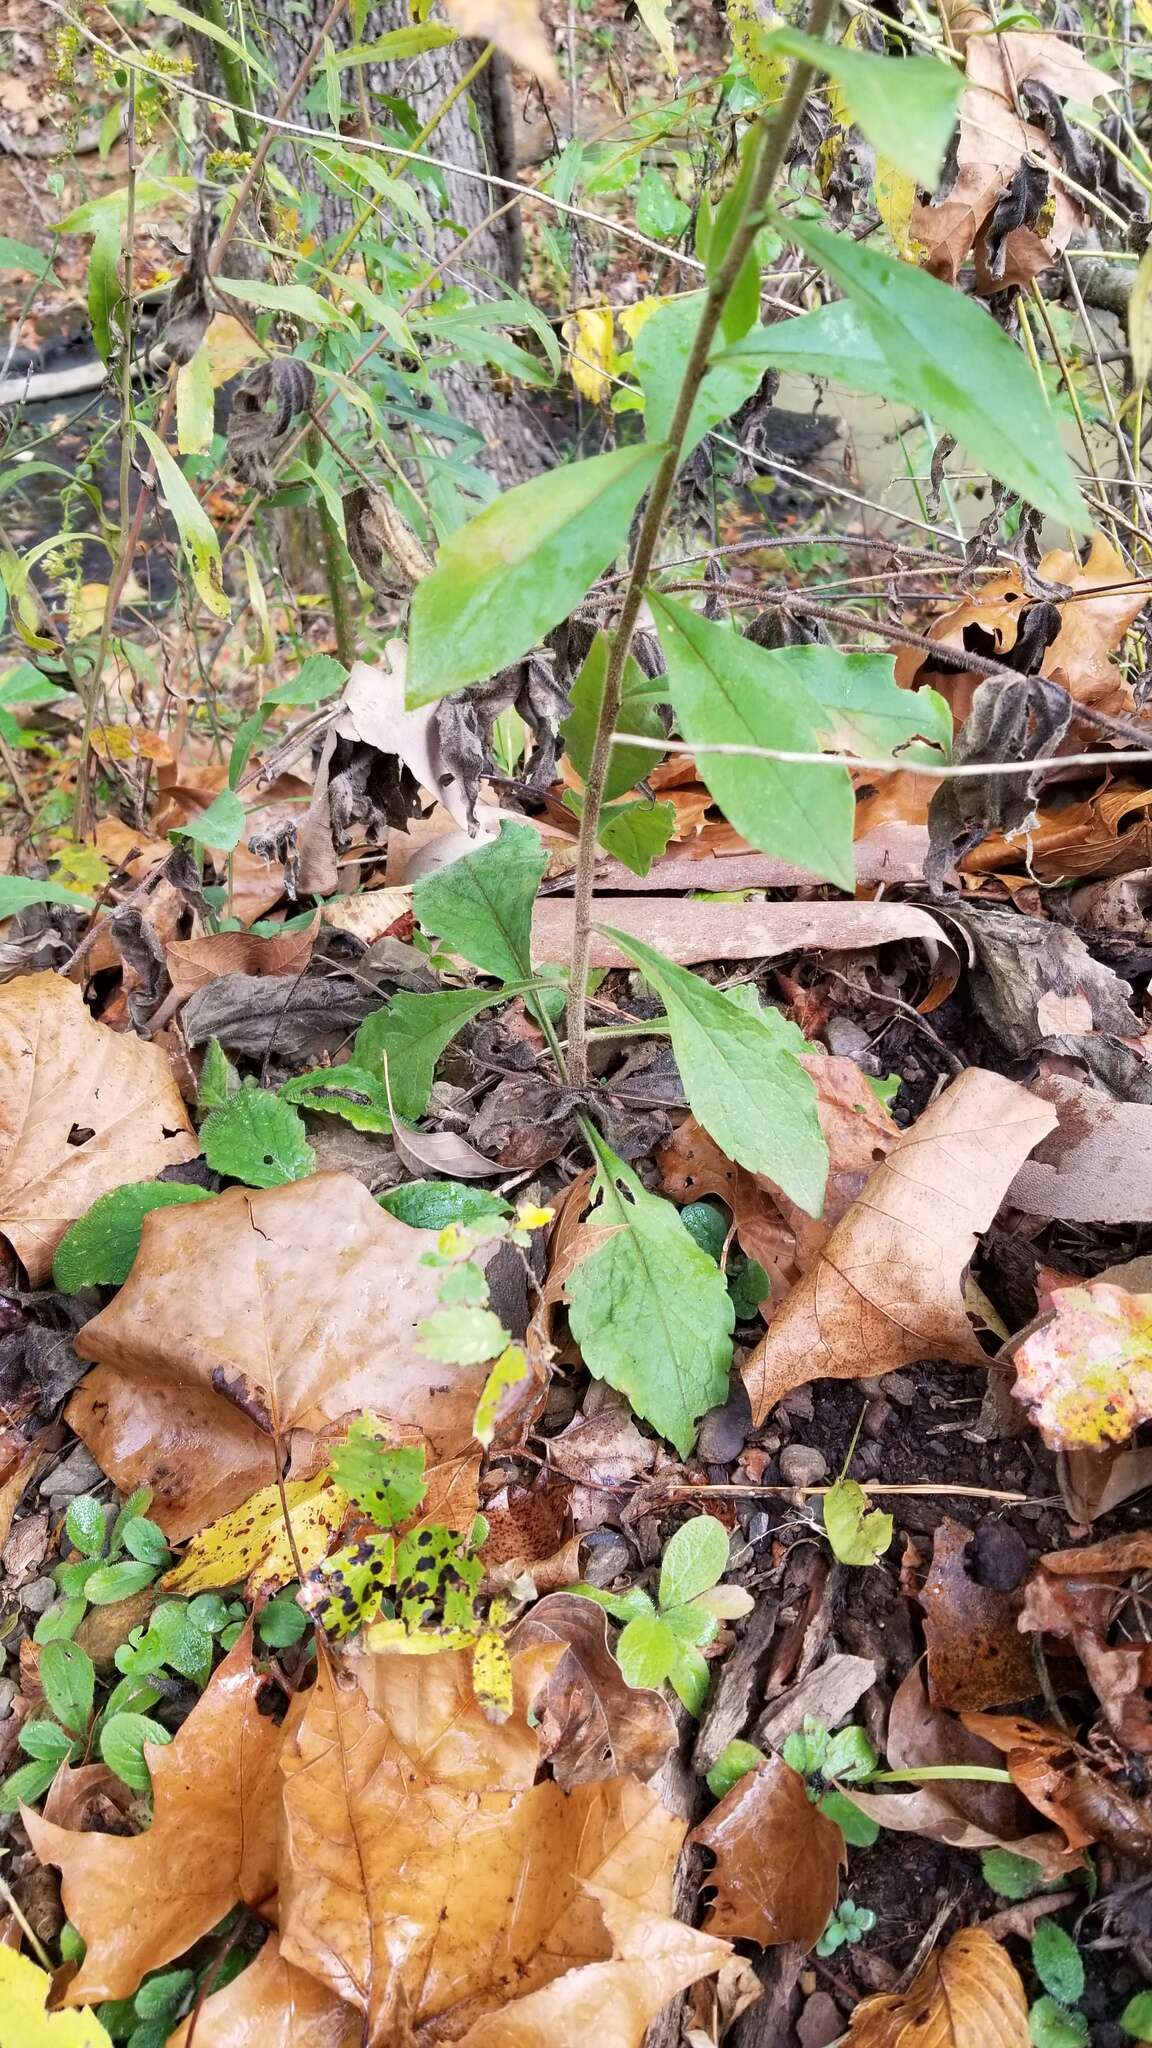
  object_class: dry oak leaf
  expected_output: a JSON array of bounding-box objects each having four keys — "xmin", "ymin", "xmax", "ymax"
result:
[
  {"xmin": 1011, "ymin": 1282, "xmax": 1152, "ymax": 1449},
  {"xmin": 164, "ymin": 918, "xmax": 317, "ymax": 1005},
  {"xmin": 0, "ymin": 972, "xmax": 198, "ymax": 1284},
  {"xmin": 921, "ymin": 1517, "xmax": 1038, "ymax": 1712},
  {"xmin": 68, "ymin": 1173, "xmax": 507, "ymax": 1541},
  {"xmin": 26, "ymin": 1628, "xmax": 284, "ymax": 2004},
  {"xmin": 741, "ymin": 1069, "xmax": 1056, "ymax": 1426},
  {"xmin": 166, "ymin": 1935, "xmax": 361, "ymax": 2047},
  {"xmin": 277, "ymin": 1645, "xmax": 723, "ymax": 2044},
  {"xmin": 894, "ymin": 533, "xmax": 1142, "ymax": 725},
  {"xmin": 1019, "ymin": 1533, "xmax": 1152, "ymax": 1755},
  {"xmin": 847, "ymin": 1926, "xmax": 1028, "ymax": 2048},
  {"xmin": 689, "ymin": 1754, "xmax": 845, "ymax": 1948},
  {"xmin": 510, "ymin": 1590, "xmax": 678, "ymax": 1788}
]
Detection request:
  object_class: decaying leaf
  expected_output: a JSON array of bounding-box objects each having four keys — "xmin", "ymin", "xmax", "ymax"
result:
[
  {"xmin": 166, "ymin": 1935, "xmax": 361, "ymax": 2047},
  {"xmin": 67, "ymin": 1173, "xmax": 512, "ymax": 1540},
  {"xmin": 921, "ymin": 1518, "xmax": 1038, "ymax": 1712},
  {"xmin": 847, "ymin": 1926, "xmax": 1029, "ymax": 2046},
  {"xmin": 25, "ymin": 1629, "xmax": 283, "ymax": 2003},
  {"xmin": 1008, "ymin": 1074, "xmax": 1152, "ymax": 1229},
  {"xmin": 161, "ymin": 1473, "xmax": 350, "ymax": 1597},
  {"xmin": 741, "ymin": 1069, "xmax": 1056, "ymax": 1425},
  {"xmin": 510, "ymin": 1591, "xmax": 678, "ymax": 1787},
  {"xmin": 1012, "ymin": 1282, "xmax": 1152, "ymax": 1450},
  {"xmin": 164, "ymin": 920, "xmax": 317, "ymax": 1005},
  {"xmin": 962, "ymin": 1709, "xmax": 1152, "ymax": 1862},
  {"xmin": 278, "ymin": 1645, "xmax": 728, "ymax": 2039},
  {"xmin": 689, "ymin": 1755, "xmax": 845, "ymax": 1948},
  {"xmin": 0, "ymin": 972, "xmax": 198, "ymax": 1283},
  {"xmin": 441, "ymin": 0, "xmax": 560, "ymax": 86},
  {"xmin": 1019, "ymin": 1533, "xmax": 1152, "ymax": 1754}
]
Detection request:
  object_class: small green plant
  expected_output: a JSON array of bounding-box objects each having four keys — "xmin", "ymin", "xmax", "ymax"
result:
[
  {"xmin": 1029, "ymin": 1922, "xmax": 1088, "ymax": 2048},
  {"xmin": 816, "ymin": 1898, "xmax": 876, "ymax": 1957},
  {"xmin": 1121, "ymin": 1991, "xmax": 1152, "ymax": 2043},
  {"xmin": 576, "ymin": 1515, "xmax": 752, "ymax": 1715},
  {"xmin": 34, "ymin": 1488, "xmax": 170, "ymax": 1647},
  {"xmin": 821, "ymin": 1409, "xmax": 893, "ymax": 1569},
  {"xmin": 680, "ymin": 1199, "xmax": 771, "ymax": 1320}
]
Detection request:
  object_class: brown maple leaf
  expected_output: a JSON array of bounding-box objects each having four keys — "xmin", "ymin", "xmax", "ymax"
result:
[
  {"xmin": 0, "ymin": 971, "xmax": 198, "ymax": 1284},
  {"xmin": 741, "ymin": 1069, "xmax": 1056, "ymax": 1425},
  {"xmin": 167, "ymin": 1934, "xmax": 361, "ymax": 2047},
  {"xmin": 25, "ymin": 1628, "xmax": 283, "ymax": 2003},
  {"xmin": 67, "ymin": 1173, "xmax": 508, "ymax": 1539},
  {"xmin": 847, "ymin": 1927, "xmax": 1028, "ymax": 2046},
  {"xmin": 689, "ymin": 1755, "xmax": 844, "ymax": 1948}
]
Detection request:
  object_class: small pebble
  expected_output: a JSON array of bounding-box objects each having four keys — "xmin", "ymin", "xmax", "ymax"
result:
[
  {"xmin": 696, "ymin": 1381, "xmax": 752, "ymax": 1465},
  {"xmin": 862, "ymin": 1399, "xmax": 893, "ymax": 1440},
  {"xmin": 779, "ymin": 1444, "xmax": 828, "ymax": 1488},
  {"xmin": 21, "ymin": 1575, "xmax": 57, "ymax": 1616},
  {"xmin": 970, "ymin": 1519, "xmax": 1030, "ymax": 1592},
  {"xmin": 744, "ymin": 1510, "xmax": 773, "ymax": 1545},
  {"xmin": 579, "ymin": 1529, "xmax": 632, "ymax": 1588},
  {"xmin": 40, "ymin": 1444, "xmax": 102, "ymax": 1502}
]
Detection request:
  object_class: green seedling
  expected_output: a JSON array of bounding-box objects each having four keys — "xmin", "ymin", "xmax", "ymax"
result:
[
  {"xmin": 575, "ymin": 1514, "xmax": 753, "ymax": 1715},
  {"xmin": 816, "ymin": 1898, "xmax": 876, "ymax": 1957}
]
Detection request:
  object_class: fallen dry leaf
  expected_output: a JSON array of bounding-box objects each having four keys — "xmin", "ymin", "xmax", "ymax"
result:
[
  {"xmin": 1019, "ymin": 1533, "xmax": 1152, "ymax": 1754},
  {"xmin": 847, "ymin": 1926, "xmax": 1029, "ymax": 2047},
  {"xmin": 68, "ymin": 1173, "xmax": 511, "ymax": 1539},
  {"xmin": 1012, "ymin": 1280, "xmax": 1152, "ymax": 1449},
  {"xmin": 278, "ymin": 1644, "xmax": 725, "ymax": 2041},
  {"xmin": 962, "ymin": 1709, "xmax": 1152, "ymax": 1862},
  {"xmin": 964, "ymin": 779, "xmax": 1152, "ymax": 882},
  {"xmin": 26, "ymin": 1629, "xmax": 283, "ymax": 2003},
  {"xmin": 742, "ymin": 1069, "xmax": 1056, "ymax": 1425},
  {"xmin": 921, "ymin": 1518, "xmax": 1038, "ymax": 1712},
  {"xmin": 510, "ymin": 1591, "xmax": 678, "ymax": 1787},
  {"xmin": 0, "ymin": 972, "xmax": 199, "ymax": 1283},
  {"xmin": 164, "ymin": 919, "xmax": 317, "ymax": 1004},
  {"xmin": 166, "ymin": 1935, "xmax": 361, "ymax": 2047},
  {"xmin": 442, "ymin": 0, "xmax": 560, "ymax": 86},
  {"xmin": 1009, "ymin": 1074, "xmax": 1152, "ymax": 1227},
  {"xmin": 161, "ymin": 1474, "xmax": 350, "ymax": 1598},
  {"xmin": 896, "ymin": 534, "xmax": 1142, "ymax": 724},
  {"xmin": 689, "ymin": 1755, "xmax": 845, "ymax": 1948}
]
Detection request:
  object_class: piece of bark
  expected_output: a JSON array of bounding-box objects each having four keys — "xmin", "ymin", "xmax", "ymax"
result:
[
  {"xmin": 754, "ymin": 1653, "xmax": 879, "ymax": 1751},
  {"xmin": 691, "ymin": 1598, "xmax": 780, "ymax": 1778}
]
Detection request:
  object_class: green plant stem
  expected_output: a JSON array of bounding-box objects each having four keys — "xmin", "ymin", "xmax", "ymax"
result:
[
  {"xmin": 563, "ymin": 0, "xmax": 838, "ymax": 1086},
  {"xmin": 866, "ymin": 1765, "xmax": 1014, "ymax": 1784},
  {"xmin": 194, "ymin": 0, "xmax": 259, "ymax": 153},
  {"xmin": 309, "ymin": 428, "xmax": 356, "ymax": 667}
]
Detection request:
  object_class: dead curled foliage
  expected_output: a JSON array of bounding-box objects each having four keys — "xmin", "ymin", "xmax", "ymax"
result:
[
  {"xmin": 688, "ymin": 1756, "xmax": 845, "ymax": 1949},
  {"xmin": 847, "ymin": 1926, "xmax": 1029, "ymax": 2047},
  {"xmin": 1019, "ymin": 1533, "xmax": 1152, "ymax": 1755}
]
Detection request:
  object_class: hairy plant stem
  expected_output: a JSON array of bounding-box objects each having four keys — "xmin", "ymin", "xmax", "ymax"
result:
[
  {"xmin": 563, "ymin": 0, "xmax": 837, "ymax": 1086},
  {"xmin": 308, "ymin": 426, "xmax": 356, "ymax": 667}
]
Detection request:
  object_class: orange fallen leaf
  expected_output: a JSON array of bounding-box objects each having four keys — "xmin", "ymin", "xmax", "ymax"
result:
[
  {"xmin": 166, "ymin": 1935, "xmax": 360, "ymax": 2047},
  {"xmin": 26, "ymin": 1629, "xmax": 283, "ymax": 2004},
  {"xmin": 847, "ymin": 1926, "xmax": 1028, "ymax": 2046},
  {"xmin": 961, "ymin": 1709, "xmax": 1152, "ymax": 1861},
  {"xmin": 68, "ymin": 1173, "xmax": 510, "ymax": 1540},
  {"xmin": 0, "ymin": 972, "xmax": 199, "ymax": 1284},
  {"xmin": 278, "ymin": 1644, "xmax": 726, "ymax": 2040},
  {"xmin": 965, "ymin": 778, "xmax": 1152, "ymax": 882},
  {"xmin": 164, "ymin": 918, "xmax": 317, "ymax": 1003},
  {"xmin": 921, "ymin": 1518, "xmax": 1038, "ymax": 1712},
  {"xmin": 1012, "ymin": 1282, "xmax": 1152, "ymax": 1449},
  {"xmin": 1019, "ymin": 1533, "xmax": 1152, "ymax": 1755},
  {"xmin": 741, "ymin": 1069, "xmax": 1056, "ymax": 1425},
  {"xmin": 689, "ymin": 1755, "xmax": 844, "ymax": 1948}
]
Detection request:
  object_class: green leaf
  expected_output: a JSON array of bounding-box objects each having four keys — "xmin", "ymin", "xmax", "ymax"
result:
[
  {"xmin": 100, "ymin": 1713, "xmax": 172, "ymax": 1794},
  {"xmin": 215, "ymin": 275, "xmax": 350, "ymax": 330},
  {"xmin": 280, "ymin": 1065, "xmax": 391, "ymax": 1132},
  {"xmin": 616, "ymin": 1613, "xmax": 677, "ymax": 1689},
  {"xmin": 65, "ymin": 1496, "xmax": 108, "ymax": 1558},
  {"xmin": 330, "ymin": 1426, "xmax": 426, "ymax": 1527},
  {"xmin": 473, "ymin": 1344, "xmax": 529, "ymax": 1448},
  {"xmin": 634, "ymin": 293, "xmax": 766, "ymax": 457},
  {"xmin": 705, "ymin": 1738, "xmax": 765, "ymax": 1800},
  {"xmin": 407, "ymin": 444, "xmax": 665, "ymax": 704},
  {"xmin": 781, "ymin": 648, "xmax": 952, "ymax": 764},
  {"xmin": 39, "ymin": 1642, "xmax": 95, "ymax": 1737},
  {"xmin": 144, "ymin": 0, "xmax": 276, "ymax": 82},
  {"xmin": 1121, "ymin": 1991, "xmax": 1152, "ymax": 2041},
  {"xmin": 566, "ymin": 1138, "xmax": 734, "ymax": 1457},
  {"xmin": 649, "ymin": 592, "xmax": 856, "ymax": 889},
  {"xmin": 561, "ymin": 629, "xmax": 667, "ymax": 803},
  {"xmin": 117, "ymin": 1600, "xmax": 211, "ymax": 1685},
  {"xmin": 0, "ymin": 235, "xmax": 60, "ymax": 281},
  {"xmin": 769, "ymin": 31, "xmax": 962, "ymax": 185},
  {"xmin": 57, "ymin": 179, "xmax": 195, "ymax": 234},
  {"xmin": 418, "ymin": 1305, "xmax": 510, "ymax": 1366},
  {"xmin": 0, "ymin": 1756, "xmax": 60, "ymax": 1812},
  {"xmin": 0, "ymin": 876, "xmax": 95, "ymax": 917},
  {"xmin": 1031, "ymin": 1923, "xmax": 1085, "ymax": 2008},
  {"xmin": 172, "ymin": 787, "xmax": 247, "ymax": 852},
  {"xmin": 120, "ymin": 1518, "xmax": 169, "ymax": 1567},
  {"xmin": 981, "ymin": 1849, "xmax": 1047, "ymax": 1900},
  {"xmin": 823, "ymin": 1477, "xmax": 894, "ymax": 1566},
  {"xmin": 87, "ymin": 216, "xmax": 122, "ymax": 366},
  {"xmin": 598, "ymin": 927, "xmax": 828, "ymax": 1216},
  {"xmin": 34, "ymin": 1597, "xmax": 89, "ymax": 1644},
  {"xmin": 413, "ymin": 821, "xmax": 545, "ymax": 983},
  {"xmin": 824, "ymin": 1724, "xmax": 879, "ymax": 1781},
  {"xmin": 85, "ymin": 1561, "xmax": 158, "ymax": 1605},
  {"xmin": 264, "ymin": 653, "xmax": 348, "ymax": 707},
  {"xmin": 258, "ymin": 1589, "xmax": 310, "ymax": 1647},
  {"xmin": 138, "ymin": 426, "xmax": 230, "ymax": 618},
  {"xmin": 378, "ymin": 1181, "xmax": 512, "ymax": 1231},
  {"xmin": 659, "ymin": 1515, "xmax": 730, "ymax": 1609},
  {"xmin": 789, "ymin": 219, "xmax": 1091, "ymax": 532},
  {"xmin": 718, "ymin": 299, "xmax": 906, "ymax": 399},
  {"xmin": 134, "ymin": 1967, "xmax": 195, "ymax": 2021},
  {"xmin": 635, "ymin": 166, "xmax": 690, "ymax": 240},
  {"xmin": 819, "ymin": 1787, "xmax": 880, "ymax": 1846},
  {"xmin": 197, "ymin": 1037, "xmax": 237, "ymax": 1112},
  {"xmin": 1029, "ymin": 1998, "xmax": 1089, "ymax": 2048},
  {"xmin": 680, "ymin": 1201, "xmax": 728, "ymax": 1262},
  {"xmin": 666, "ymin": 1638, "xmax": 712, "ymax": 1716},
  {"xmin": 200, "ymin": 1087, "xmax": 315, "ymax": 1187},
  {"xmin": 354, "ymin": 985, "xmax": 534, "ymax": 1122},
  {"xmin": 563, "ymin": 789, "xmax": 675, "ymax": 876},
  {"xmin": 19, "ymin": 1720, "xmax": 75, "ymax": 1764},
  {"xmin": 52, "ymin": 1182, "xmax": 213, "ymax": 1290},
  {"xmin": 175, "ymin": 344, "xmax": 215, "ymax": 457},
  {"xmin": 336, "ymin": 21, "xmax": 456, "ymax": 62}
]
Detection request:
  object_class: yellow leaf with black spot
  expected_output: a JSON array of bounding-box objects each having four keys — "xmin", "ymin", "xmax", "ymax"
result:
[
  {"xmin": 471, "ymin": 1626, "xmax": 514, "ymax": 1723},
  {"xmin": 299, "ymin": 1530, "xmax": 395, "ymax": 1637},
  {"xmin": 395, "ymin": 1523, "xmax": 482, "ymax": 1635},
  {"xmin": 162, "ymin": 1475, "xmax": 349, "ymax": 1597}
]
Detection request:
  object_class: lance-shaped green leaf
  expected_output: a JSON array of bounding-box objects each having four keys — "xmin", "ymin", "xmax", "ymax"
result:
[
  {"xmin": 634, "ymin": 292, "xmax": 767, "ymax": 455},
  {"xmin": 87, "ymin": 215, "xmax": 122, "ymax": 365},
  {"xmin": 406, "ymin": 442, "xmax": 664, "ymax": 704},
  {"xmin": 566, "ymin": 1135, "xmax": 734, "ymax": 1457},
  {"xmin": 768, "ymin": 30, "xmax": 962, "ymax": 185},
  {"xmin": 788, "ymin": 220, "xmax": 1090, "ymax": 532},
  {"xmin": 139, "ymin": 426, "xmax": 230, "ymax": 619},
  {"xmin": 354, "ymin": 980, "xmax": 541, "ymax": 1121},
  {"xmin": 779, "ymin": 648, "xmax": 951, "ymax": 763},
  {"xmin": 598, "ymin": 927, "xmax": 827, "ymax": 1216},
  {"xmin": 413, "ymin": 821, "xmax": 546, "ymax": 982},
  {"xmin": 563, "ymin": 789, "xmax": 676, "ymax": 877},
  {"xmin": 649, "ymin": 592, "xmax": 856, "ymax": 889},
  {"xmin": 716, "ymin": 299, "xmax": 905, "ymax": 399},
  {"xmin": 561, "ymin": 629, "xmax": 668, "ymax": 803}
]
